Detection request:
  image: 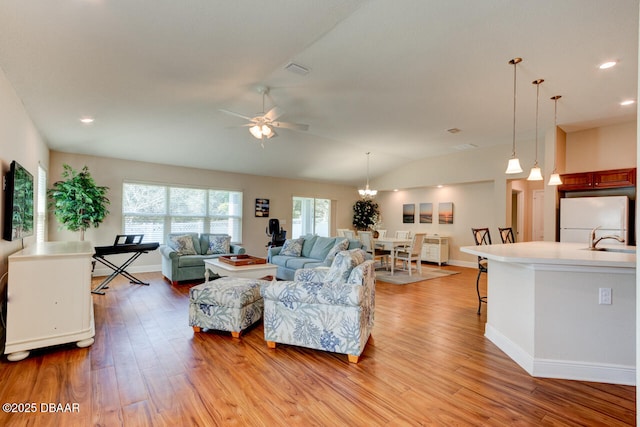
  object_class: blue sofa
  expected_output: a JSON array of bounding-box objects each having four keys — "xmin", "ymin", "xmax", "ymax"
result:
[
  {"xmin": 267, "ymin": 235, "xmax": 364, "ymax": 280},
  {"xmin": 160, "ymin": 232, "xmax": 245, "ymax": 284}
]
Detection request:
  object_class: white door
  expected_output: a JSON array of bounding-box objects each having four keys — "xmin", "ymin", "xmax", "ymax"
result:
[{"xmin": 532, "ymin": 190, "xmax": 544, "ymax": 241}]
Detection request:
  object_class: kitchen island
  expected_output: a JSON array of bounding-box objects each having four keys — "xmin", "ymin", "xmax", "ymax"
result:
[{"xmin": 461, "ymin": 241, "xmax": 635, "ymax": 385}]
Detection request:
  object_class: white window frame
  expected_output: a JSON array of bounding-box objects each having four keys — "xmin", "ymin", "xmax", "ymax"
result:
[
  {"xmin": 122, "ymin": 181, "xmax": 243, "ymax": 244},
  {"xmin": 36, "ymin": 164, "xmax": 47, "ymax": 243},
  {"xmin": 292, "ymin": 196, "xmax": 331, "ymax": 238}
]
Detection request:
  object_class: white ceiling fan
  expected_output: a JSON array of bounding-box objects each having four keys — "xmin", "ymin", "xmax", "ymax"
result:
[{"xmin": 219, "ymin": 86, "xmax": 309, "ymax": 146}]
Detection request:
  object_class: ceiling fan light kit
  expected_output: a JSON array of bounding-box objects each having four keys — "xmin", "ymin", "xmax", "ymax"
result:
[{"xmin": 220, "ymin": 86, "xmax": 308, "ymax": 146}]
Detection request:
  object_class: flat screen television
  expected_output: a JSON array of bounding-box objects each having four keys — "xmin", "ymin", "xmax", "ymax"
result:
[{"xmin": 3, "ymin": 161, "xmax": 34, "ymax": 241}]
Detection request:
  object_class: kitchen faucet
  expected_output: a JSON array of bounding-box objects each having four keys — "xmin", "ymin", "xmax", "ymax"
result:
[{"xmin": 589, "ymin": 226, "xmax": 625, "ymax": 249}]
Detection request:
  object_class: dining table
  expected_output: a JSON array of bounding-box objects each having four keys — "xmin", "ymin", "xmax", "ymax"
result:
[{"xmin": 373, "ymin": 237, "xmax": 411, "ymax": 274}]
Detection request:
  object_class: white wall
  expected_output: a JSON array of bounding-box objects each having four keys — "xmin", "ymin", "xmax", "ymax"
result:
[
  {"xmin": 374, "ymin": 181, "xmax": 495, "ymax": 267},
  {"xmin": 0, "ymin": 66, "xmax": 50, "ymax": 349},
  {"xmin": 49, "ymin": 151, "xmax": 362, "ymax": 275}
]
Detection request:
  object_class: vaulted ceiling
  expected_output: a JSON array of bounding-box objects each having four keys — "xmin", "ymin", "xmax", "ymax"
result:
[{"xmin": 0, "ymin": 0, "xmax": 637, "ymax": 186}]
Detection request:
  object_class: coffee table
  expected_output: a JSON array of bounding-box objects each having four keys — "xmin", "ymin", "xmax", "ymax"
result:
[{"xmin": 204, "ymin": 258, "xmax": 277, "ymax": 281}]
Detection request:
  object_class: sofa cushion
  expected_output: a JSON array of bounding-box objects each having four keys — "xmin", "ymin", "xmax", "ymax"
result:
[
  {"xmin": 206, "ymin": 235, "xmax": 231, "ymax": 254},
  {"xmin": 324, "ymin": 238, "xmax": 349, "ymax": 264},
  {"xmin": 177, "ymin": 254, "xmax": 218, "ymax": 267},
  {"xmin": 308, "ymin": 236, "xmax": 338, "ymax": 260},
  {"xmin": 300, "ymin": 235, "xmax": 318, "ymax": 258},
  {"xmin": 169, "ymin": 234, "xmax": 198, "ymax": 255},
  {"xmin": 280, "ymin": 238, "xmax": 304, "ymax": 256},
  {"xmin": 283, "ymin": 257, "xmax": 327, "ymax": 270}
]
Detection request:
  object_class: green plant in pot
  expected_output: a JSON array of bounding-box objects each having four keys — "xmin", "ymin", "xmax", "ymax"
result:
[
  {"xmin": 352, "ymin": 199, "xmax": 379, "ymax": 231},
  {"xmin": 48, "ymin": 164, "xmax": 110, "ymax": 241}
]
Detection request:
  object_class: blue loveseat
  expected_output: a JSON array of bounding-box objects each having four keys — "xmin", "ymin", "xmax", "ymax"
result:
[
  {"xmin": 267, "ymin": 235, "xmax": 364, "ymax": 280},
  {"xmin": 160, "ymin": 232, "xmax": 245, "ymax": 284}
]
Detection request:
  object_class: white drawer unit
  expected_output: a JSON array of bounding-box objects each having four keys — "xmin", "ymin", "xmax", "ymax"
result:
[
  {"xmin": 421, "ymin": 235, "xmax": 449, "ymax": 266},
  {"xmin": 5, "ymin": 241, "xmax": 95, "ymax": 361}
]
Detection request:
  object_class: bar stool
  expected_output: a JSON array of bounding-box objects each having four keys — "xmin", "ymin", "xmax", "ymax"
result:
[{"xmin": 471, "ymin": 228, "xmax": 491, "ymax": 315}]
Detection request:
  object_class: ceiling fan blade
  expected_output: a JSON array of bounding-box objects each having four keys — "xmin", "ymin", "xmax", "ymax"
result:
[
  {"xmin": 272, "ymin": 121, "xmax": 309, "ymax": 131},
  {"xmin": 264, "ymin": 106, "xmax": 284, "ymax": 122},
  {"xmin": 219, "ymin": 108, "xmax": 254, "ymax": 121}
]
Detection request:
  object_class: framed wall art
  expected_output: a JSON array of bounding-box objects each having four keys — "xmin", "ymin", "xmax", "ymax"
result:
[
  {"xmin": 255, "ymin": 198, "xmax": 270, "ymax": 217},
  {"xmin": 439, "ymin": 202, "xmax": 454, "ymax": 224},
  {"xmin": 402, "ymin": 204, "xmax": 415, "ymax": 223},
  {"xmin": 419, "ymin": 203, "xmax": 433, "ymax": 224}
]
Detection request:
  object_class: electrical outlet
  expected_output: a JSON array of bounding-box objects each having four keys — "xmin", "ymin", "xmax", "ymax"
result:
[{"xmin": 599, "ymin": 287, "xmax": 612, "ymax": 305}]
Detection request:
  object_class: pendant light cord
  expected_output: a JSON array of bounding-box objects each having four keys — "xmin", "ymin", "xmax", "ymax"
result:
[
  {"xmin": 512, "ymin": 61, "xmax": 517, "ymax": 157},
  {"xmin": 533, "ymin": 79, "xmax": 544, "ymax": 167}
]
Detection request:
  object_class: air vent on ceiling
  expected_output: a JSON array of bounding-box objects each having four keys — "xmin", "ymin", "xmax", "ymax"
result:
[
  {"xmin": 285, "ymin": 62, "xmax": 310, "ymax": 76},
  {"xmin": 453, "ymin": 143, "xmax": 478, "ymax": 151}
]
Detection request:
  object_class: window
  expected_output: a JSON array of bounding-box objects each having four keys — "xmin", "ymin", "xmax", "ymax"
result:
[
  {"xmin": 36, "ymin": 164, "xmax": 47, "ymax": 243},
  {"xmin": 292, "ymin": 197, "xmax": 330, "ymax": 238},
  {"xmin": 123, "ymin": 182, "xmax": 243, "ymax": 243}
]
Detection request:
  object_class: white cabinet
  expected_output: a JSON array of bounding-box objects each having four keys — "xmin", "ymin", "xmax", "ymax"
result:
[
  {"xmin": 5, "ymin": 241, "xmax": 95, "ymax": 361},
  {"xmin": 421, "ymin": 235, "xmax": 449, "ymax": 266}
]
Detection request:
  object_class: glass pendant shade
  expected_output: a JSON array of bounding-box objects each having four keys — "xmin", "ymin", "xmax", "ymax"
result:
[
  {"xmin": 505, "ymin": 157, "xmax": 523, "ymax": 174},
  {"xmin": 505, "ymin": 57, "xmax": 523, "ymax": 175},
  {"xmin": 527, "ymin": 165, "xmax": 543, "ymax": 181},
  {"xmin": 548, "ymin": 173, "xmax": 563, "ymax": 186},
  {"xmin": 249, "ymin": 125, "xmax": 263, "ymax": 139}
]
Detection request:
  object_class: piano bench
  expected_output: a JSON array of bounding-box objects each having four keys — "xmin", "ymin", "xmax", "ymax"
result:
[{"xmin": 188, "ymin": 277, "xmax": 265, "ymax": 338}]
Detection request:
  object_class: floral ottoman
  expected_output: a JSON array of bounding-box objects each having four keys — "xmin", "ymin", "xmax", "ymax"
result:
[{"xmin": 189, "ymin": 277, "xmax": 265, "ymax": 338}]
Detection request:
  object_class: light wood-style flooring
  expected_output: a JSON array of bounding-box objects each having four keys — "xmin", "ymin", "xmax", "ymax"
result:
[{"xmin": 0, "ymin": 266, "xmax": 635, "ymax": 426}]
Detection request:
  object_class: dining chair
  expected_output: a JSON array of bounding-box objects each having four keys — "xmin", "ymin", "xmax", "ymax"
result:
[
  {"xmin": 358, "ymin": 231, "xmax": 390, "ymax": 269},
  {"xmin": 336, "ymin": 229, "xmax": 348, "ymax": 237},
  {"xmin": 343, "ymin": 230, "xmax": 355, "ymax": 239},
  {"xmin": 471, "ymin": 228, "xmax": 491, "ymax": 315},
  {"xmin": 498, "ymin": 227, "xmax": 515, "ymax": 244},
  {"xmin": 395, "ymin": 230, "xmax": 411, "ymax": 239},
  {"xmin": 376, "ymin": 229, "xmax": 387, "ymax": 238},
  {"xmin": 392, "ymin": 233, "xmax": 426, "ymax": 276}
]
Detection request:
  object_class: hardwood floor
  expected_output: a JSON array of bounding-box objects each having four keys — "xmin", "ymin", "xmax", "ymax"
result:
[{"xmin": 0, "ymin": 266, "xmax": 634, "ymax": 426}]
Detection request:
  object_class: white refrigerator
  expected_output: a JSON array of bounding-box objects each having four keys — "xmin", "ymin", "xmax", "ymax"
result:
[{"xmin": 559, "ymin": 196, "xmax": 629, "ymax": 244}]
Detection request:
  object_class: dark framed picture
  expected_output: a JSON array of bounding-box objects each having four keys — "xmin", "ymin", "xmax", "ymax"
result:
[
  {"xmin": 402, "ymin": 204, "xmax": 415, "ymax": 223},
  {"xmin": 255, "ymin": 198, "xmax": 270, "ymax": 217},
  {"xmin": 419, "ymin": 203, "xmax": 433, "ymax": 224},
  {"xmin": 439, "ymin": 202, "xmax": 454, "ymax": 224}
]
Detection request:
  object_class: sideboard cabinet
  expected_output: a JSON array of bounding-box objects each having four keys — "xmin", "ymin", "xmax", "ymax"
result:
[
  {"xmin": 5, "ymin": 241, "xmax": 95, "ymax": 361},
  {"xmin": 421, "ymin": 235, "xmax": 449, "ymax": 266}
]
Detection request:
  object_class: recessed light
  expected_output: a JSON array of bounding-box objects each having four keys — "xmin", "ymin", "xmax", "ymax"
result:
[
  {"xmin": 447, "ymin": 128, "xmax": 461, "ymax": 134},
  {"xmin": 620, "ymin": 100, "xmax": 635, "ymax": 106},
  {"xmin": 437, "ymin": 185, "xmax": 444, "ymax": 188},
  {"xmin": 599, "ymin": 61, "xmax": 617, "ymax": 69},
  {"xmin": 80, "ymin": 116, "xmax": 94, "ymax": 124}
]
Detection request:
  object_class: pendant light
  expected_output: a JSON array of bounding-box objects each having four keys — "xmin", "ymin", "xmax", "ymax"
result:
[
  {"xmin": 505, "ymin": 58, "xmax": 523, "ymax": 174},
  {"xmin": 527, "ymin": 79, "xmax": 544, "ymax": 181},
  {"xmin": 547, "ymin": 95, "xmax": 563, "ymax": 186},
  {"xmin": 358, "ymin": 152, "xmax": 377, "ymax": 198}
]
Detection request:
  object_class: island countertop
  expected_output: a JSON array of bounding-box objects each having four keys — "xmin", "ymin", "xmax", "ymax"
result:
[{"xmin": 460, "ymin": 241, "xmax": 636, "ymax": 268}]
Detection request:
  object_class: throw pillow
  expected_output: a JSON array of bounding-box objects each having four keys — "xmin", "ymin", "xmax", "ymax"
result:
[
  {"xmin": 169, "ymin": 234, "xmax": 197, "ymax": 255},
  {"xmin": 324, "ymin": 238, "xmax": 349, "ymax": 264},
  {"xmin": 207, "ymin": 235, "xmax": 231, "ymax": 254},
  {"xmin": 325, "ymin": 250, "xmax": 361, "ymax": 284},
  {"xmin": 280, "ymin": 238, "xmax": 304, "ymax": 256}
]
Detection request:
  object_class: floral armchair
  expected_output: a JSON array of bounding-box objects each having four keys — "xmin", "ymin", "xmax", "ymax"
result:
[{"xmin": 260, "ymin": 249, "xmax": 375, "ymax": 363}]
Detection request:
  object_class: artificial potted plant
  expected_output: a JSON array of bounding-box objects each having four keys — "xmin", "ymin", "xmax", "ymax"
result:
[
  {"xmin": 48, "ymin": 164, "xmax": 110, "ymax": 241},
  {"xmin": 352, "ymin": 199, "xmax": 380, "ymax": 232}
]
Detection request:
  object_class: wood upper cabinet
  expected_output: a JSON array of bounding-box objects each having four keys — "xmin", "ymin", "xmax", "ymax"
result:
[{"xmin": 558, "ymin": 168, "xmax": 636, "ymax": 191}]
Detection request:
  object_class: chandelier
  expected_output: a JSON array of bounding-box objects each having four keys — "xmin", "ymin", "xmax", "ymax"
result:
[{"xmin": 358, "ymin": 152, "xmax": 378, "ymax": 198}]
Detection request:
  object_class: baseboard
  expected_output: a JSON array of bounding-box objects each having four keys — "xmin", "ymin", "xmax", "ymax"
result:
[
  {"xmin": 485, "ymin": 323, "xmax": 635, "ymax": 385},
  {"xmin": 92, "ymin": 264, "xmax": 161, "ymax": 277}
]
